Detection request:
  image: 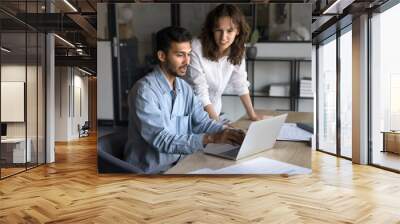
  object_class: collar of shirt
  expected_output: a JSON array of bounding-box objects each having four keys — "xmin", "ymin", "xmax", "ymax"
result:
[{"xmin": 154, "ymin": 65, "xmax": 182, "ymax": 95}]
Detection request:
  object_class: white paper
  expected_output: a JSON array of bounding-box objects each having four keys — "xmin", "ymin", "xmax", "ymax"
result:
[
  {"xmin": 277, "ymin": 123, "xmax": 312, "ymax": 141},
  {"xmin": 188, "ymin": 168, "xmax": 215, "ymax": 174},
  {"xmin": 188, "ymin": 157, "xmax": 311, "ymax": 175}
]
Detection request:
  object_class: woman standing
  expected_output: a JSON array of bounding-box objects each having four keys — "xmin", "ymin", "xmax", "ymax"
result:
[{"xmin": 186, "ymin": 4, "xmax": 263, "ymax": 121}]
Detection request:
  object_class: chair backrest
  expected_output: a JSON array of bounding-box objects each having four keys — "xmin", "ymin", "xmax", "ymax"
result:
[
  {"xmin": 98, "ymin": 130, "xmax": 127, "ymax": 159},
  {"xmin": 97, "ymin": 129, "xmax": 143, "ymax": 173},
  {"xmin": 82, "ymin": 121, "xmax": 90, "ymax": 130}
]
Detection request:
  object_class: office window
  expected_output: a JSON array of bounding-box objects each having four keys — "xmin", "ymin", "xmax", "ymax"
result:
[
  {"xmin": 371, "ymin": 3, "xmax": 400, "ymax": 171},
  {"xmin": 317, "ymin": 36, "xmax": 337, "ymax": 154},
  {"xmin": 339, "ymin": 28, "xmax": 352, "ymax": 158}
]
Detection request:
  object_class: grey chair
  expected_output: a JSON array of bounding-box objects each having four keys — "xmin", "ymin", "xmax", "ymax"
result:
[{"xmin": 97, "ymin": 130, "xmax": 142, "ymax": 173}]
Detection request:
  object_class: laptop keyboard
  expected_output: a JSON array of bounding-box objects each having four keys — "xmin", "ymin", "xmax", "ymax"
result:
[{"xmin": 220, "ymin": 147, "xmax": 240, "ymax": 158}]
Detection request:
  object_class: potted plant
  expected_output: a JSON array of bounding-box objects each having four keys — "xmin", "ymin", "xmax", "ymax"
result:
[{"xmin": 246, "ymin": 28, "xmax": 260, "ymax": 59}]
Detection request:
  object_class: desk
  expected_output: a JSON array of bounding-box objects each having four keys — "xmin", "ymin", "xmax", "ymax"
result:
[
  {"xmin": 381, "ymin": 131, "xmax": 400, "ymax": 154},
  {"xmin": 166, "ymin": 110, "xmax": 312, "ymax": 174},
  {"xmin": 1, "ymin": 138, "xmax": 32, "ymax": 164}
]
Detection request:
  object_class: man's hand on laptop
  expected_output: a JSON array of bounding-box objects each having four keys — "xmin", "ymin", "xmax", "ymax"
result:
[{"xmin": 204, "ymin": 128, "xmax": 245, "ymax": 146}]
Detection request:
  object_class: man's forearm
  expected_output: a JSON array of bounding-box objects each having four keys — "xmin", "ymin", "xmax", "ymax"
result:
[{"xmin": 149, "ymin": 129, "xmax": 204, "ymax": 154}]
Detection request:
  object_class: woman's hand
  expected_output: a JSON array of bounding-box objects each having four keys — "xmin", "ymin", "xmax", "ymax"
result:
[
  {"xmin": 239, "ymin": 94, "xmax": 271, "ymax": 121},
  {"xmin": 204, "ymin": 104, "xmax": 220, "ymax": 121},
  {"xmin": 249, "ymin": 113, "xmax": 272, "ymax": 121}
]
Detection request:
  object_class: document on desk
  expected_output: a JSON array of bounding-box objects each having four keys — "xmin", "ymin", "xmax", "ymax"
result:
[
  {"xmin": 189, "ymin": 168, "xmax": 215, "ymax": 174},
  {"xmin": 277, "ymin": 123, "xmax": 312, "ymax": 141},
  {"xmin": 188, "ymin": 157, "xmax": 311, "ymax": 175}
]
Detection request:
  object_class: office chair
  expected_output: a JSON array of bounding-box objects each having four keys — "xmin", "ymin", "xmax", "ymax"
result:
[
  {"xmin": 79, "ymin": 121, "xmax": 90, "ymax": 138},
  {"xmin": 97, "ymin": 130, "xmax": 142, "ymax": 173}
]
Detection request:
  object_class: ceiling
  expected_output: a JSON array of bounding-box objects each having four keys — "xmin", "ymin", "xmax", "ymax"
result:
[
  {"xmin": 308, "ymin": 0, "xmax": 390, "ymax": 42},
  {"xmin": 0, "ymin": 0, "xmax": 98, "ymax": 74}
]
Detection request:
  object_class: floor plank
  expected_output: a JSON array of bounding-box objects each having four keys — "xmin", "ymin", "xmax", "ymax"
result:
[{"xmin": 1, "ymin": 134, "xmax": 400, "ymax": 223}]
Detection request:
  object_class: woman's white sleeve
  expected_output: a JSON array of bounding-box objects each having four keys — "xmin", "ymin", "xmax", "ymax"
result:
[
  {"xmin": 229, "ymin": 57, "xmax": 250, "ymax": 96},
  {"xmin": 187, "ymin": 48, "xmax": 212, "ymax": 107}
]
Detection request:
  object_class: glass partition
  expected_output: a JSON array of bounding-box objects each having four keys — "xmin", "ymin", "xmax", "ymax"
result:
[
  {"xmin": 1, "ymin": 30, "xmax": 28, "ymax": 177},
  {"xmin": 0, "ymin": 1, "xmax": 46, "ymax": 179}
]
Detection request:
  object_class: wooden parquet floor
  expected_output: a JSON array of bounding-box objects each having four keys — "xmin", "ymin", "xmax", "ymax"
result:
[{"xmin": 1, "ymin": 134, "xmax": 400, "ymax": 223}]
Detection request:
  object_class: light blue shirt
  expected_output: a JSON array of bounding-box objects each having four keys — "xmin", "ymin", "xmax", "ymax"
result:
[{"xmin": 123, "ymin": 66, "xmax": 224, "ymax": 174}]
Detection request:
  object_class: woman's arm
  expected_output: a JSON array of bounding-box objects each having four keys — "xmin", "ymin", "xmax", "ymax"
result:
[
  {"xmin": 186, "ymin": 40, "xmax": 213, "ymax": 110},
  {"xmin": 239, "ymin": 93, "xmax": 263, "ymax": 121},
  {"xmin": 229, "ymin": 58, "xmax": 266, "ymax": 121},
  {"xmin": 204, "ymin": 104, "xmax": 220, "ymax": 121}
]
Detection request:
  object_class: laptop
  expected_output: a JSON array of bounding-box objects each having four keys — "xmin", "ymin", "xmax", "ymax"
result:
[{"xmin": 204, "ymin": 114, "xmax": 287, "ymax": 160}]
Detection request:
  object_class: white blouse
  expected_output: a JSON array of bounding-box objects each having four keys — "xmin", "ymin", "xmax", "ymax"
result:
[{"xmin": 185, "ymin": 38, "xmax": 250, "ymax": 115}]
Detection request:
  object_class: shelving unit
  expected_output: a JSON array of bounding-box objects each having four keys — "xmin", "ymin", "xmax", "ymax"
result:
[{"xmin": 245, "ymin": 57, "xmax": 312, "ymax": 112}]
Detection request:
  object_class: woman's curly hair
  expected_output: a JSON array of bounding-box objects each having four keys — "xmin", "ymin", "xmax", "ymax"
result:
[{"xmin": 200, "ymin": 4, "xmax": 250, "ymax": 65}]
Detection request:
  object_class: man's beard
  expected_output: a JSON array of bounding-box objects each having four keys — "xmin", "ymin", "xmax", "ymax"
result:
[{"xmin": 163, "ymin": 61, "xmax": 187, "ymax": 77}]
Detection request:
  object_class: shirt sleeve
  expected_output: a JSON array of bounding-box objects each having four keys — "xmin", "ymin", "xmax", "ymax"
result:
[
  {"xmin": 228, "ymin": 57, "xmax": 250, "ymax": 96},
  {"xmin": 189, "ymin": 88, "xmax": 224, "ymax": 134},
  {"xmin": 133, "ymin": 87, "xmax": 205, "ymax": 155},
  {"xmin": 186, "ymin": 41, "xmax": 212, "ymax": 107}
]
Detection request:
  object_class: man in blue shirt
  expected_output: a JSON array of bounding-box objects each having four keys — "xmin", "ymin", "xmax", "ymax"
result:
[{"xmin": 124, "ymin": 26, "xmax": 245, "ymax": 174}]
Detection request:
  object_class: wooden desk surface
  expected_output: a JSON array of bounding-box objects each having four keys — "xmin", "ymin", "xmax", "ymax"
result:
[{"xmin": 166, "ymin": 110, "xmax": 313, "ymax": 174}]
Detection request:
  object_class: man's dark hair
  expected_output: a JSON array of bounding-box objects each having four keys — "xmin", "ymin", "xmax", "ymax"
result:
[{"xmin": 156, "ymin": 26, "xmax": 192, "ymax": 54}]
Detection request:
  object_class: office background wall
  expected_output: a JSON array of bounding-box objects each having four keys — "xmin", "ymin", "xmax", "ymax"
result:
[{"xmin": 97, "ymin": 3, "xmax": 312, "ymax": 126}]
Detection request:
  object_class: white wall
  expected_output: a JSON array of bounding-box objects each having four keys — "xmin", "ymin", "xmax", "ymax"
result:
[
  {"xmin": 55, "ymin": 67, "xmax": 89, "ymax": 141},
  {"xmin": 55, "ymin": 67, "xmax": 69, "ymax": 141},
  {"xmin": 1, "ymin": 65, "xmax": 36, "ymax": 137},
  {"xmin": 255, "ymin": 43, "xmax": 312, "ymax": 59}
]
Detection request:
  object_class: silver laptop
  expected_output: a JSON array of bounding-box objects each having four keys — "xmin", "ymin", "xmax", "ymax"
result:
[{"xmin": 204, "ymin": 114, "xmax": 287, "ymax": 160}]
